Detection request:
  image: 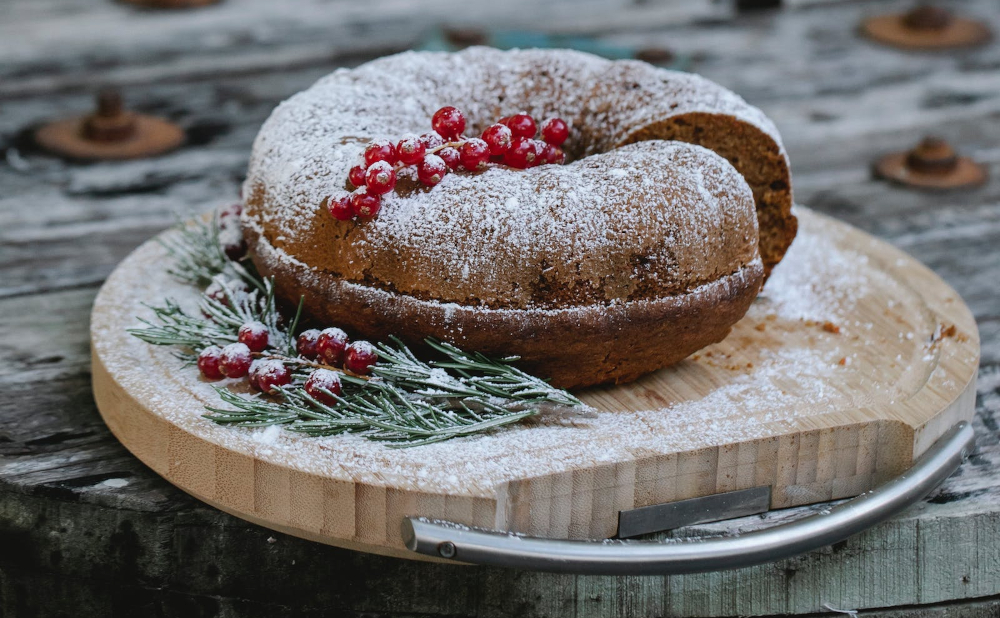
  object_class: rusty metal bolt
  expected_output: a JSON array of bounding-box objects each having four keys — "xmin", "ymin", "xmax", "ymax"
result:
[
  {"xmin": 874, "ymin": 136, "xmax": 986, "ymax": 190},
  {"xmin": 95, "ymin": 89, "xmax": 125, "ymax": 117},
  {"xmin": 904, "ymin": 136, "xmax": 959, "ymax": 174},
  {"xmin": 635, "ymin": 46, "xmax": 675, "ymax": 65},
  {"xmin": 34, "ymin": 88, "xmax": 184, "ymax": 161},
  {"xmin": 81, "ymin": 89, "xmax": 138, "ymax": 143},
  {"xmin": 860, "ymin": 4, "xmax": 991, "ymax": 50},
  {"xmin": 901, "ymin": 5, "xmax": 953, "ymax": 31},
  {"xmin": 443, "ymin": 27, "xmax": 488, "ymax": 49}
]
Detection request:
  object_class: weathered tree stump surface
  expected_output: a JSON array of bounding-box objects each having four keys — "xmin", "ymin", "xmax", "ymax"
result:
[{"xmin": 1, "ymin": 0, "xmax": 999, "ymax": 616}]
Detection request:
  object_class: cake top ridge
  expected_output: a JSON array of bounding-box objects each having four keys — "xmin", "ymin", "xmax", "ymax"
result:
[{"xmin": 245, "ymin": 47, "xmax": 777, "ymax": 309}]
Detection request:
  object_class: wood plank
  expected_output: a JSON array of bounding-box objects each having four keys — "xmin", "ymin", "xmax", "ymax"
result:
[
  {"xmin": 2, "ymin": 0, "xmax": 1000, "ymax": 614},
  {"xmin": 0, "ymin": 0, "xmax": 727, "ymax": 96}
]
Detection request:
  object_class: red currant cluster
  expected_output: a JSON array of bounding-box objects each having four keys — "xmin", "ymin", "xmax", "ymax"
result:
[
  {"xmin": 328, "ymin": 107, "xmax": 569, "ymax": 222},
  {"xmin": 196, "ymin": 321, "xmax": 378, "ymax": 405},
  {"xmin": 218, "ymin": 202, "xmax": 247, "ymax": 261}
]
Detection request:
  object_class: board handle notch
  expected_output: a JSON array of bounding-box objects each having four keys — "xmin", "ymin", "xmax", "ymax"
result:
[{"xmin": 402, "ymin": 422, "xmax": 974, "ymax": 575}]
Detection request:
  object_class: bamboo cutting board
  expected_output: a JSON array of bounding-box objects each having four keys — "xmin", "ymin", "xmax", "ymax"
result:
[{"xmin": 90, "ymin": 208, "xmax": 979, "ymax": 560}]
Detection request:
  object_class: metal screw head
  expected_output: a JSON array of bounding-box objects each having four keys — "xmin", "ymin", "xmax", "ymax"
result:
[{"xmin": 437, "ymin": 541, "xmax": 457, "ymax": 559}]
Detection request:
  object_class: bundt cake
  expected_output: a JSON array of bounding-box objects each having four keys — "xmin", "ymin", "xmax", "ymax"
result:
[{"xmin": 242, "ymin": 47, "xmax": 796, "ymax": 389}]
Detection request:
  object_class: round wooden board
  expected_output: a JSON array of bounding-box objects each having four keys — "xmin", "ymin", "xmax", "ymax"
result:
[{"xmin": 91, "ymin": 208, "xmax": 979, "ymax": 561}]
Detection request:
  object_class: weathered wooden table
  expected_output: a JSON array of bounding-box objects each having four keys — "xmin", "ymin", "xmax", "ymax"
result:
[{"xmin": 2, "ymin": 0, "xmax": 999, "ymax": 616}]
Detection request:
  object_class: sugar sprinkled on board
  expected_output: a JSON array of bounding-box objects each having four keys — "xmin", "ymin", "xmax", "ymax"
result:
[
  {"xmin": 255, "ymin": 424, "xmax": 283, "ymax": 445},
  {"xmin": 91, "ymin": 210, "xmax": 947, "ymax": 498}
]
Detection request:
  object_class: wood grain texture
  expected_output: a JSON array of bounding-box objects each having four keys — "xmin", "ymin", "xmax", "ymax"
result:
[
  {"xmin": 89, "ymin": 209, "xmax": 979, "ymax": 559},
  {"xmin": 4, "ymin": 0, "xmax": 1000, "ymax": 615}
]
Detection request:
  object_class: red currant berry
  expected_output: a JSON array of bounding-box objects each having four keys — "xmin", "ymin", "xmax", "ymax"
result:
[
  {"xmin": 247, "ymin": 359, "xmax": 264, "ymax": 391},
  {"xmin": 348, "ymin": 164, "xmax": 367, "ymax": 188},
  {"xmin": 344, "ymin": 341, "xmax": 378, "ymax": 375},
  {"xmin": 460, "ymin": 138, "xmax": 490, "ymax": 171},
  {"xmin": 507, "ymin": 113, "xmax": 537, "ymax": 139},
  {"xmin": 327, "ymin": 195, "xmax": 354, "ymax": 221},
  {"xmin": 541, "ymin": 117, "xmax": 569, "ymax": 146},
  {"xmin": 431, "ymin": 106, "xmax": 466, "ymax": 140},
  {"xmin": 218, "ymin": 342, "xmax": 253, "ymax": 378},
  {"xmin": 296, "ymin": 329, "xmax": 322, "ymax": 359},
  {"xmin": 219, "ymin": 202, "xmax": 243, "ymax": 219},
  {"xmin": 438, "ymin": 146, "xmax": 461, "ymax": 170},
  {"xmin": 364, "ymin": 139, "xmax": 397, "ymax": 167},
  {"xmin": 364, "ymin": 160, "xmax": 396, "ymax": 195},
  {"xmin": 528, "ymin": 140, "xmax": 548, "ymax": 167},
  {"xmin": 541, "ymin": 143, "xmax": 566, "ymax": 165},
  {"xmin": 253, "ymin": 359, "xmax": 292, "ymax": 394},
  {"xmin": 205, "ymin": 281, "xmax": 226, "ymax": 304},
  {"xmin": 217, "ymin": 214, "xmax": 247, "ymax": 261},
  {"xmin": 197, "ymin": 346, "xmax": 224, "ymax": 380},
  {"xmin": 205, "ymin": 278, "xmax": 248, "ymax": 307},
  {"xmin": 238, "ymin": 321, "xmax": 269, "ymax": 352},
  {"xmin": 396, "ymin": 136, "xmax": 426, "ymax": 165},
  {"xmin": 481, "ymin": 123, "xmax": 513, "ymax": 156},
  {"xmin": 419, "ymin": 132, "xmax": 445, "ymax": 150},
  {"xmin": 221, "ymin": 237, "xmax": 248, "ymax": 262},
  {"xmin": 351, "ymin": 191, "xmax": 381, "ymax": 220},
  {"xmin": 257, "ymin": 360, "xmax": 292, "ymax": 394},
  {"xmin": 503, "ymin": 136, "xmax": 537, "ymax": 169},
  {"xmin": 304, "ymin": 369, "xmax": 343, "ymax": 405},
  {"xmin": 418, "ymin": 154, "xmax": 449, "ymax": 185},
  {"xmin": 316, "ymin": 327, "xmax": 349, "ymax": 365}
]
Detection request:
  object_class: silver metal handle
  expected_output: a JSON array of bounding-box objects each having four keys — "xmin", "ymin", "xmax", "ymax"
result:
[{"xmin": 403, "ymin": 422, "xmax": 974, "ymax": 575}]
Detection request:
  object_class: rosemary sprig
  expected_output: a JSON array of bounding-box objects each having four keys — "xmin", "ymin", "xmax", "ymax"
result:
[
  {"xmin": 128, "ymin": 277, "xmax": 289, "ymax": 354},
  {"xmin": 207, "ymin": 384, "xmax": 538, "ymax": 448},
  {"xmin": 130, "ymin": 213, "xmax": 584, "ymax": 448},
  {"xmin": 158, "ymin": 214, "xmax": 264, "ymax": 292}
]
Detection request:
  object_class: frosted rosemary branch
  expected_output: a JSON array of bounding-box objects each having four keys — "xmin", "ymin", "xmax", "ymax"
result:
[
  {"xmin": 157, "ymin": 215, "xmax": 260, "ymax": 289},
  {"xmin": 129, "ymin": 213, "xmax": 583, "ymax": 447}
]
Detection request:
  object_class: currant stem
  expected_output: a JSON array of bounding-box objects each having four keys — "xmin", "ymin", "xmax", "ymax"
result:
[
  {"xmin": 426, "ymin": 140, "xmax": 466, "ymax": 155},
  {"xmin": 252, "ymin": 351, "xmax": 373, "ymax": 381},
  {"xmin": 388, "ymin": 139, "xmax": 467, "ymax": 174}
]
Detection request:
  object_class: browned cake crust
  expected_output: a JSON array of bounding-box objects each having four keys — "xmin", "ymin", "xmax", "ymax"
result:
[
  {"xmin": 247, "ymin": 221, "xmax": 763, "ymax": 388},
  {"xmin": 243, "ymin": 47, "xmax": 792, "ymax": 388},
  {"xmin": 579, "ymin": 61, "xmax": 797, "ymax": 277}
]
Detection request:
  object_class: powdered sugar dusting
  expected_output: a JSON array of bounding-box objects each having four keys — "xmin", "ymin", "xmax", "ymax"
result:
[
  {"xmin": 92, "ymin": 209, "xmax": 955, "ymax": 498},
  {"xmin": 350, "ymin": 340, "xmax": 376, "ymax": 355},
  {"xmin": 243, "ymin": 47, "xmax": 779, "ymax": 309}
]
